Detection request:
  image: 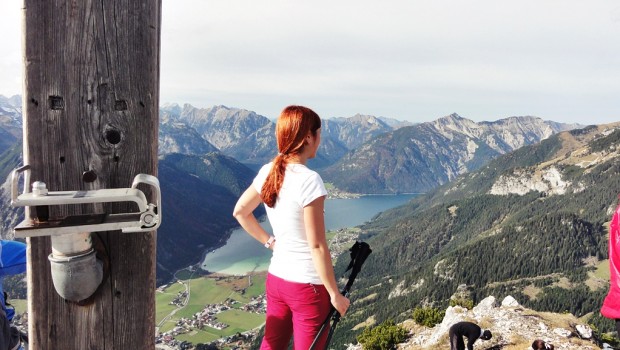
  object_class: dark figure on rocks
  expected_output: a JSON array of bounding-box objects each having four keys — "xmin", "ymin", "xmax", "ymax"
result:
[
  {"xmin": 531, "ymin": 339, "xmax": 554, "ymax": 350},
  {"xmin": 449, "ymin": 321, "xmax": 492, "ymax": 350}
]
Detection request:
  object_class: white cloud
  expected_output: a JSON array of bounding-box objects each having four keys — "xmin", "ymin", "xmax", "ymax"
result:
[{"xmin": 2, "ymin": 0, "xmax": 620, "ymax": 124}]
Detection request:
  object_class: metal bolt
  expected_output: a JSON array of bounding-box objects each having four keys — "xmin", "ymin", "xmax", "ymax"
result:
[
  {"xmin": 32, "ymin": 181, "xmax": 48, "ymax": 196},
  {"xmin": 143, "ymin": 214, "xmax": 154, "ymax": 225}
]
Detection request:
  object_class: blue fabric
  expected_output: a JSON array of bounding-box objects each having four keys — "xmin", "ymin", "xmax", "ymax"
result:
[
  {"xmin": 0, "ymin": 240, "xmax": 26, "ymax": 322},
  {"xmin": 0, "ymin": 241, "xmax": 26, "ymax": 277}
]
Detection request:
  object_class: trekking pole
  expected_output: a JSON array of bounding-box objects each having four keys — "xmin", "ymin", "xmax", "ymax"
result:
[{"xmin": 309, "ymin": 241, "xmax": 372, "ymax": 350}]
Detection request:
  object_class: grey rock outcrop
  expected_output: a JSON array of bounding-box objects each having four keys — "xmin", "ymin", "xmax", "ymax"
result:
[{"xmin": 398, "ymin": 296, "xmax": 601, "ymax": 349}]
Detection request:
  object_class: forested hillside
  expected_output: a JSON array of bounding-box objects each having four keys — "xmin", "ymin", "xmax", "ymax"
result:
[
  {"xmin": 156, "ymin": 152, "xmax": 260, "ymax": 283},
  {"xmin": 329, "ymin": 123, "xmax": 620, "ymax": 346}
]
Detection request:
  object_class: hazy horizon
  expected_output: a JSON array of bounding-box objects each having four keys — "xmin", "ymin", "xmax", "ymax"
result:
[{"xmin": 1, "ymin": 1, "xmax": 619, "ymax": 125}]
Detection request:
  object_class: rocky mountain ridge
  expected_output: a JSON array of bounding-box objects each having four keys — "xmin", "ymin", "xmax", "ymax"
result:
[
  {"xmin": 5, "ymin": 95, "xmax": 581, "ymax": 192},
  {"xmin": 159, "ymin": 103, "xmax": 409, "ymax": 170},
  {"xmin": 0, "ymin": 95, "xmax": 23, "ymax": 153},
  {"xmin": 327, "ymin": 123, "xmax": 620, "ymax": 346},
  {"xmin": 388, "ymin": 295, "xmax": 604, "ymax": 350},
  {"xmin": 487, "ymin": 126, "xmax": 620, "ymax": 197},
  {"xmin": 322, "ymin": 113, "xmax": 581, "ymax": 194}
]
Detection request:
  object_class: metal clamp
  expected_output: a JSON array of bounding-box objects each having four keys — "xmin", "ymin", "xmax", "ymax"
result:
[{"xmin": 10, "ymin": 165, "xmax": 162, "ymax": 237}]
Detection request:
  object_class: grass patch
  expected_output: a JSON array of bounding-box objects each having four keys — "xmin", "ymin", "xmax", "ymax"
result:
[
  {"xmin": 173, "ymin": 278, "xmax": 233, "ymax": 319},
  {"xmin": 159, "ymin": 320, "xmax": 177, "ymax": 333},
  {"xmin": 244, "ymin": 273, "xmax": 266, "ymax": 298},
  {"xmin": 160, "ymin": 281, "xmax": 186, "ymax": 296},
  {"xmin": 189, "ymin": 278, "xmax": 232, "ymax": 303},
  {"xmin": 594, "ymin": 259, "xmax": 610, "ymax": 280},
  {"xmin": 156, "ymin": 282, "xmax": 188, "ymax": 324},
  {"xmin": 326, "ymin": 230, "xmax": 337, "ymax": 242},
  {"xmin": 217, "ymin": 309, "xmax": 265, "ymax": 331},
  {"xmin": 176, "ymin": 269, "xmax": 198, "ymax": 280},
  {"xmin": 523, "ymin": 284, "xmax": 541, "ymax": 300},
  {"xmin": 156, "ymin": 301, "xmax": 178, "ymax": 324},
  {"xmin": 9, "ymin": 299, "xmax": 27, "ymax": 315},
  {"xmin": 552, "ymin": 277, "xmax": 573, "ymax": 289},
  {"xmin": 176, "ymin": 329, "xmax": 221, "ymax": 344}
]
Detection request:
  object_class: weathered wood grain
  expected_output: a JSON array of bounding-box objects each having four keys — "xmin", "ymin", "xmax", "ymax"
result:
[{"xmin": 23, "ymin": 0, "xmax": 161, "ymax": 348}]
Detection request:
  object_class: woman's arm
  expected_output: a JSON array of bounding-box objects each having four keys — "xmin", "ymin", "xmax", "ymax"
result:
[
  {"xmin": 232, "ymin": 186, "xmax": 274, "ymax": 249},
  {"xmin": 305, "ymin": 195, "xmax": 350, "ymax": 316}
]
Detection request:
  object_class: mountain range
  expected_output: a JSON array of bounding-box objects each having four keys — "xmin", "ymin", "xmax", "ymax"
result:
[
  {"xmin": 327, "ymin": 123, "xmax": 620, "ymax": 346},
  {"xmin": 0, "ymin": 94, "xmax": 590, "ymax": 290},
  {"xmin": 3, "ymin": 94, "xmax": 619, "ymax": 347},
  {"xmin": 159, "ymin": 103, "xmax": 413, "ymax": 170},
  {"xmin": 322, "ymin": 114, "xmax": 580, "ymax": 193}
]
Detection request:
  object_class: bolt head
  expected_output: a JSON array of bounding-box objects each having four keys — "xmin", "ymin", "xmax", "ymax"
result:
[{"xmin": 32, "ymin": 181, "xmax": 48, "ymax": 196}]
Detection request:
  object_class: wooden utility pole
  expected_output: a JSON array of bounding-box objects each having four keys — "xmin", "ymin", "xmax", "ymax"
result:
[{"xmin": 22, "ymin": 0, "xmax": 161, "ymax": 348}]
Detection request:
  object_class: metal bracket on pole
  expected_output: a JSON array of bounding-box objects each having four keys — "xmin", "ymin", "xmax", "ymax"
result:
[
  {"xmin": 10, "ymin": 165, "xmax": 162, "ymax": 302},
  {"xmin": 10, "ymin": 165, "xmax": 162, "ymax": 238}
]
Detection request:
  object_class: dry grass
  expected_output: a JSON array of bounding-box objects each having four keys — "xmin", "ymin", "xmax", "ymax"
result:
[
  {"xmin": 520, "ymin": 310, "xmax": 577, "ymax": 329},
  {"xmin": 585, "ymin": 270, "xmax": 609, "ymax": 291},
  {"xmin": 523, "ymin": 284, "xmax": 541, "ymax": 300},
  {"xmin": 553, "ymin": 277, "xmax": 573, "ymax": 289},
  {"xmin": 357, "ymin": 293, "xmax": 378, "ymax": 303},
  {"xmin": 352, "ymin": 315, "xmax": 376, "ymax": 331}
]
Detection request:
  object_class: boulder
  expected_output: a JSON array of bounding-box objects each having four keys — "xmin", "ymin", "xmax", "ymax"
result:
[{"xmin": 501, "ymin": 295, "xmax": 520, "ymax": 308}]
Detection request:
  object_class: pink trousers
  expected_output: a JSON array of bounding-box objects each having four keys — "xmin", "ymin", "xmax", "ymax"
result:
[{"xmin": 261, "ymin": 273, "xmax": 332, "ymax": 350}]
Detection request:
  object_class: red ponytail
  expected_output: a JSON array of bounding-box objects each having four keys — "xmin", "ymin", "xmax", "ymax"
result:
[{"xmin": 261, "ymin": 106, "xmax": 321, "ymax": 207}]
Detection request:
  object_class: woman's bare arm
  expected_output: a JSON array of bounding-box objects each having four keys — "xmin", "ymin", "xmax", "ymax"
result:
[
  {"xmin": 305, "ymin": 195, "xmax": 350, "ymax": 316},
  {"xmin": 232, "ymin": 186, "xmax": 274, "ymax": 249}
]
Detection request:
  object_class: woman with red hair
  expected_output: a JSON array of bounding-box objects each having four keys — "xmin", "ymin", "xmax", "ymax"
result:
[
  {"xmin": 602, "ymin": 202, "xmax": 620, "ymax": 337},
  {"xmin": 233, "ymin": 105, "xmax": 350, "ymax": 349}
]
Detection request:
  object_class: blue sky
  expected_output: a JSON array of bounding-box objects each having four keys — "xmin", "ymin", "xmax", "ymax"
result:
[{"xmin": 1, "ymin": 0, "xmax": 619, "ymax": 124}]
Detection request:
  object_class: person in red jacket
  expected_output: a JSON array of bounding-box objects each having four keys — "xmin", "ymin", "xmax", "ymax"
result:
[{"xmin": 601, "ymin": 202, "xmax": 620, "ymax": 336}]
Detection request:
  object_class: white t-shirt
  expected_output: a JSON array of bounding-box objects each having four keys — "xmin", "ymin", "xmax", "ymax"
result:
[{"xmin": 253, "ymin": 162, "xmax": 328, "ymax": 284}]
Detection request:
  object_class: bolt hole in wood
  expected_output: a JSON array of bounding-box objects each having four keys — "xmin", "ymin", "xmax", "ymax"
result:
[
  {"xmin": 82, "ymin": 170, "xmax": 97, "ymax": 183},
  {"xmin": 114, "ymin": 100, "xmax": 127, "ymax": 111},
  {"xmin": 105, "ymin": 129, "xmax": 122, "ymax": 145},
  {"xmin": 49, "ymin": 96, "xmax": 64, "ymax": 110},
  {"xmin": 59, "ymin": 156, "xmax": 65, "ymax": 164}
]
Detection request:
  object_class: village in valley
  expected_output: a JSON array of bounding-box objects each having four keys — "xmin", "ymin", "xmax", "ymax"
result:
[
  {"xmin": 156, "ymin": 293, "xmax": 266, "ymax": 349},
  {"xmin": 154, "ymin": 268, "xmax": 268, "ymax": 350}
]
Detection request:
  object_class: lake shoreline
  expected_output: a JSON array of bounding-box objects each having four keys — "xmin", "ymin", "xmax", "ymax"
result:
[{"xmin": 198, "ymin": 194, "xmax": 418, "ymax": 276}]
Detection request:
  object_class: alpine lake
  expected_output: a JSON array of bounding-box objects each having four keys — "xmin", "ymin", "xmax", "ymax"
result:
[{"xmin": 200, "ymin": 194, "xmax": 418, "ymax": 275}]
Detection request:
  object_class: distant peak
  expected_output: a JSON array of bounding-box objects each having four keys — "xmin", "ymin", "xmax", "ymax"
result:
[
  {"xmin": 435, "ymin": 113, "xmax": 471, "ymax": 124},
  {"xmin": 161, "ymin": 102, "xmax": 181, "ymax": 109},
  {"xmin": 351, "ymin": 113, "xmax": 377, "ymax": 120}
]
